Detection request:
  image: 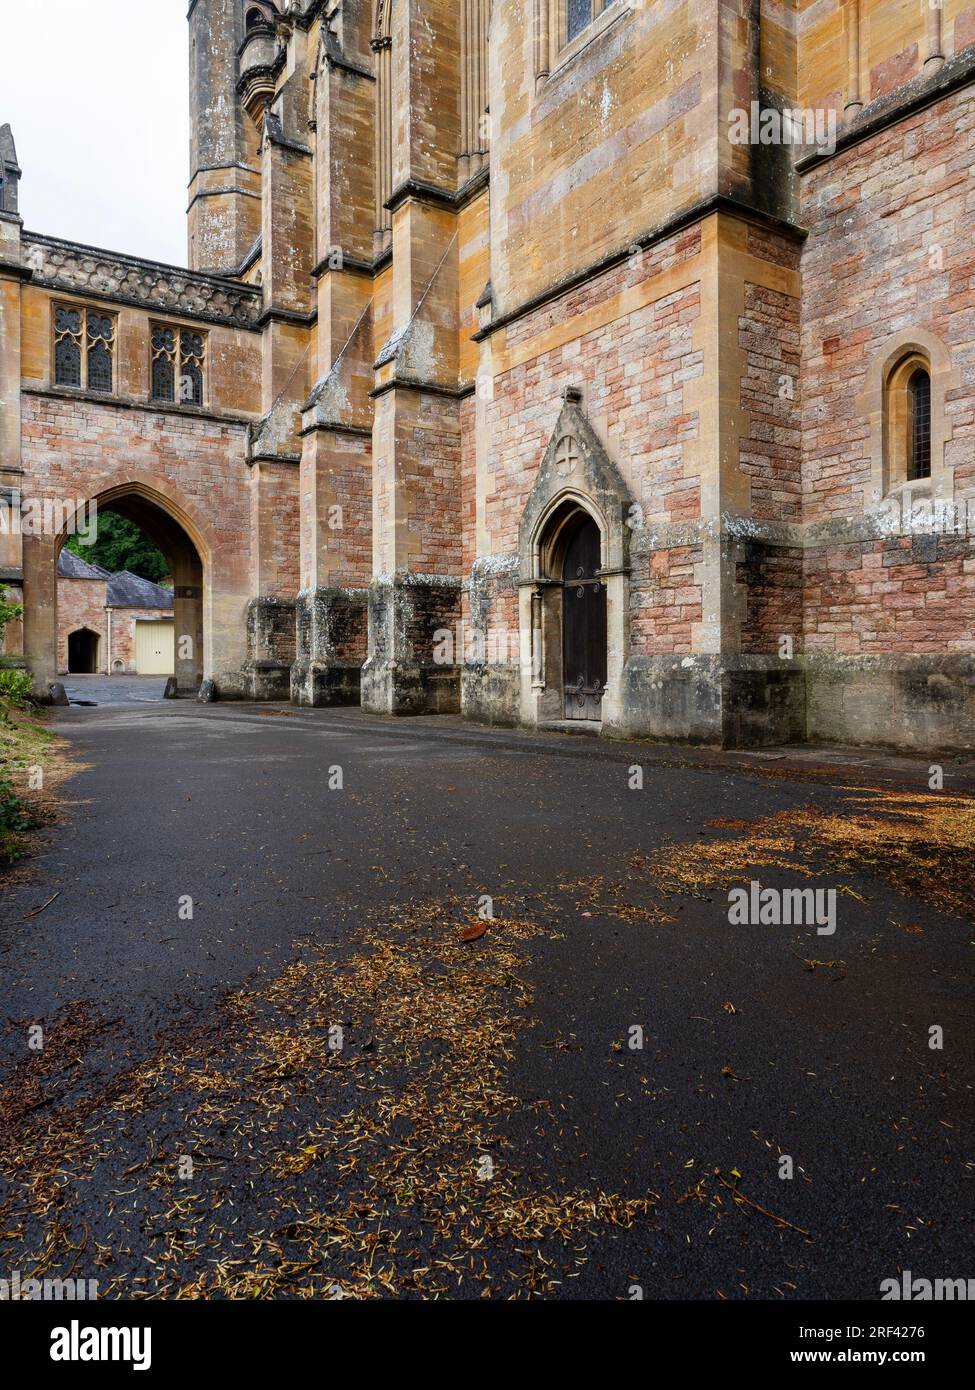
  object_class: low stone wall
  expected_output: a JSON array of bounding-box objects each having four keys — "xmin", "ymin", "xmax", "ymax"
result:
[{"xmin": 805, "ymin": 654, "xmax": 975, "ymax": 754}]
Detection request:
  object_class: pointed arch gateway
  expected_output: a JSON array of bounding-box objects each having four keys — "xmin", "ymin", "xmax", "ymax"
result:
[
  {"xmin": 517, "ymin": 390, "xmax": 635, "ymax": 729},
  {"xmin": 53, "ymin": 483, "xmax": 208, "ymax": 695}
]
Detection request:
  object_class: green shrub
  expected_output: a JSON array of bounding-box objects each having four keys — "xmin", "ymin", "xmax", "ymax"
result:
[
  {"xmin": 0, "ymin": 773, "xmax": 29, "ymax": 842},
  {"xmin": 0, "ymin": 595, "xmax": 22, "ymax": 634},
  {"xmin": 0, "ymin": 667, "xmax": 33, "ymax": 713}
]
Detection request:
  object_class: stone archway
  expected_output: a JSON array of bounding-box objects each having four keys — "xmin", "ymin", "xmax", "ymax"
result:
[
  {"xmin": 80, "ymin": 490, "xmax": 204, "ymax": 694},
  {"xmin": 26, "ymin": 482, "xmax": 210, "ymax": 698},
  {"xmin": 517, "ymin": 389, "xmax": 635, "ymax": 731}
]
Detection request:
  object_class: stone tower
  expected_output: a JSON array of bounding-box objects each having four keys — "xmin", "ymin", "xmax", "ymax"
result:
[{"xmin": 187, "ymin": 0, "xmax": 263, "ymax": 274}]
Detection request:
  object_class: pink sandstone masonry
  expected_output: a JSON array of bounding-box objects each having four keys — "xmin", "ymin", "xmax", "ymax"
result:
[{"xmin": 1, "ymin": 1, "xmax": 974, "ymax": 750}]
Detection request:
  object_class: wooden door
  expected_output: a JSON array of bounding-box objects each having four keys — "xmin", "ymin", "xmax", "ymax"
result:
[{"xmin": 561, "ymin": 515, "xmax": 606, "ymax": 720}]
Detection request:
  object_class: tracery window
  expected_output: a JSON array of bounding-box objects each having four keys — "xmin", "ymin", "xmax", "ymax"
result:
[
  {"xmin": 151, "ymin": 325, "xmax": 176, "ymax": 402},
  {"xmin": 151, "ymin": 323, "xmax": 207, "ymax": 406},
  {"xmin": 180, "ymin": 331, "xmax": 205, "ymax": 407},
  {"xmin": 86, "ymin": 313, "xmax": 115, "ymax": 394},
  {"xmin": 54, "ymin": 303, "xmax": 115, "ymax": 393},
  {"xmin": 54, "ymin": 305, "xmax": 82, "ymax": 388}
]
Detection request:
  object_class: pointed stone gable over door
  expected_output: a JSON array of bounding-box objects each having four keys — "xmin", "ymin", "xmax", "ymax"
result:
[{"xmin": 518, "ymin": 388, "xmax": 635, "ymax": 585}]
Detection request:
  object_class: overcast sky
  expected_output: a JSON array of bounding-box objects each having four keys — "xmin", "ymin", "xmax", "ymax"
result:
[{"xmin": 4, "ymin": 0, "xmax": 190, "ymax": 266}]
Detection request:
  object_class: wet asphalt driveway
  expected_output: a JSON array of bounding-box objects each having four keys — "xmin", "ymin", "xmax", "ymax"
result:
[{"xmin": 0, "ymin": 702, "xmax": 972, "ymax": 1300}]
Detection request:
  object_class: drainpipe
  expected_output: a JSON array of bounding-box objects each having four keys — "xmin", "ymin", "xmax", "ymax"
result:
[
  {"xmin": 925, "ymin": 4, "xmax": 945, "ymax": 72},
  {"xmin": 844, "ymin": 0, "xmax": 863, "ymax": 119},
  {"xmin": 105, "ymin": 606, "xmax": 111, "ymax": 675}
]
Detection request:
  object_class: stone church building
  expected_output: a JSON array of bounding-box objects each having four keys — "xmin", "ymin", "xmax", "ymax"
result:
[{"xmin": 1, "ymin": 0, "xmax": 974, "ymax": 750}]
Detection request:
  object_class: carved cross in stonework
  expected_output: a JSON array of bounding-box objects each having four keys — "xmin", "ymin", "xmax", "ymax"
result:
[{"xmin": 555, "ymin": 435, "xmax": 579, "ymax": 480}]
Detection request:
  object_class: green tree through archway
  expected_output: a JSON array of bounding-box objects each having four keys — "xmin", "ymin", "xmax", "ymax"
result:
[{"xmin": 66, "ymin": 512, "xmax": 170, "ymax": 585}]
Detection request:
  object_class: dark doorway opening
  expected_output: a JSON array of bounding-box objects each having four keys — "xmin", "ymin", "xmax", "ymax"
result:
[
  {"xmin": 560, "ymin": 512, "xmax": 606, "ymax": 721},
  {"xmin": 68, "ymin": 627, "xmax": 99, "ymax": 674}
]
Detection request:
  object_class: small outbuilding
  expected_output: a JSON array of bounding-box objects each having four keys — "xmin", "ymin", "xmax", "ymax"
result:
[{"xmin": 57, "ymin": 551, "xmax": 175, "ymax": 676}]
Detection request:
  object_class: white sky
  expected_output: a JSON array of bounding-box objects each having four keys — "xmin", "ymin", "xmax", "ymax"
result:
[{"xmin": 4, "ymin": 0, "xmax": 190, "ymax": 267}]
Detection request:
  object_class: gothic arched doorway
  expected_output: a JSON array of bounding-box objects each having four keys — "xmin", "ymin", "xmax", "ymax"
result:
[
  {"xmin": 529, "ymin": 497, "xmax": 609, "ymax": 726},
  {"xmin": 560, "ymin": 512, "xmax": 607, "ymax": 720}
]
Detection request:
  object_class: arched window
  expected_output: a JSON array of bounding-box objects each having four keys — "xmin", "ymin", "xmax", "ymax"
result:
[
  {"xmin": 907, "ymin": 368, "xmax": 931, "ymax": 481},
  {"xmin": 246, "ymin": 7, "xmax": 268, "ymax": 32},
  {"xmin": 151, "ymin": 325, "xmax": 177, "ymax": 402},
  {"xmin": 180, "ymin": 332, "xmax": 206, "ymax": 407},
  {"xmin": 885, "ymin": 353, "xmax": 933, "ymax": 490},
  {"xmin": 54, "ymin": 305, "xmax": 82, "ymax": 388},
  {"xmin": 151, "ymin": 323, "xmax": 207, "ymax": 406},
  {"xmin": 86, "ymin": 313, "xmax": 115, "ymax": 394},
  {"xmin": 864, "ymin": 331, "xmax": 955, "ymax": 502},
  {"xmin": 53, "ymin": 303, "xmax": 115, "ymax": 393}
]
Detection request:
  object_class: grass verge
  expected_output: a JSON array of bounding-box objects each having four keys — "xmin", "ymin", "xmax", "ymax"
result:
[{"xmin": 0, "ymin": 709, "xmax": 70, "ymax": 871}]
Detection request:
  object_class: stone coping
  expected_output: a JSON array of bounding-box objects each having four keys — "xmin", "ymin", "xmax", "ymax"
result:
[{"xmin": 21, "ymin": 232, "xmax": 263, "ymax": 328}]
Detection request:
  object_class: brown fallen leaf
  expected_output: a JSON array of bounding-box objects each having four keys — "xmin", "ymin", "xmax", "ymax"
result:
[{"xmin": 459, "ymin": 921, "xmax": 488, "ymax": 943}]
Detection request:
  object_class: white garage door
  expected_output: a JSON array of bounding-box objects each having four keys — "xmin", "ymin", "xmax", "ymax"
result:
[{"xmin": 135, "ymin": 621, "xmax": 175, "ymax": 675}]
